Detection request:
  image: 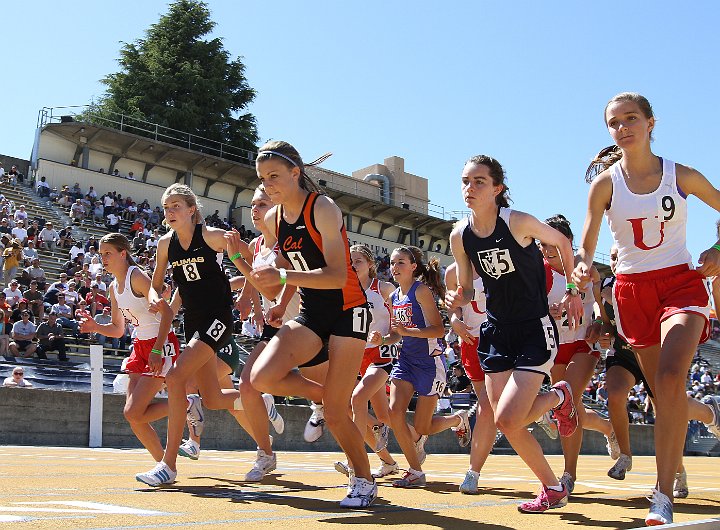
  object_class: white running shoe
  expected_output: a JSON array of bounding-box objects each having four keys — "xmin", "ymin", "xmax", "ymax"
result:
[
  {"xmin": 186, "ymin": 394, "xmax": 204, "ymax": 437},
  {"xmin": 372, "ymin": 423, "xmax": 390, "ymax": 452},
  {"xmin": 135, "ymin": 462, "xmax": 177, "ymax": 486},
  {"xmin": 340, "ymin": 476, "xmax": 377, "ymax": 508},
  {"xmin": 372, "ymin": 460, "xmax": 399, "ymax": 478},
  {"xmin": 334, "ymin": 460, "xmax": 351, "ymax": 477},
  {"xmin": 178, "ymin": 439, "xmax": 200, "ymax": 460},
  {"xmin": 701, "ymin": 395, "xmax": 720, "ymax": 439},
  {"xmin": 392, "ymin": 469, "xmax": 426, "ymax": 488},
  {"xmin": 459, "ymin": 469, "xmax": 480, "ymax": 494},
  {"xmin": 245, "ymin": 449, "xmax": 277, "ymax": 482},
  {"xmin": 262, "ymin": 393, "xmax": 285, "ymax": 435},
  {"xmin": 645, "ymin": 488, "xmax": 673, "ymax": 526},
  {"xmin": 673, "ymin": 469, "xmax": 689, "ymax": 499},
  {"xmin": 605, "ymin": 431, "xmax": 621, "ymax": 460},
  {"xmin": 414, "ymin": 434, "xmax": 428, "ymax": 465},
  {"xmin": 452, "ymin": 410, "xmax": 472, "ymax": 448},
  {"xmin": 559, "ymin": 472, "xmax": 575, "ymax": 495},
  {"xmin": 303, "ymin": 402, "xmax": 325, "ymax": 442},
  {"xmin": 607, "ymin": 453, "xmax": 632, "ymax": 480},
  {"xmin": 536, "ymin": 410, "xmax": 559, "ymax": 440}
]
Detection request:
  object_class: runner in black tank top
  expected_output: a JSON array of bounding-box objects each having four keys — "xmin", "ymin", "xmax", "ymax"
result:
[
  {"xmin": 446, "ymin": 155, "xmax": 582, "ymax": 513},
  {"xmin": 247, "ymin": 141, "xmax": 376, "ymax": 509}
]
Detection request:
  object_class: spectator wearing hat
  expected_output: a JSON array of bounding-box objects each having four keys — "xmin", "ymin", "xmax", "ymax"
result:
[
  {"xmin": 9, "ymin": 310, "xmax": 37, "ymax": 358},
  {"xmin": 3, "ymin": 367, "xmax": 32, "ymax": 387},
  {"xmin": 24, "ymin": 280, "xmax": 44, "ymax": 319},
  {"xmin": 84, "ymin": 236, "xmax": 97, "ymax": 254},
  {"xmin": 38, "ymin": 222, "xmax": 59, "ymax": 251},
  {"xmin": 36, "ymin": 311, "xmax": 67, "ymax": 361},
  {"xmin": 0, "ymin": 219, "xmax": 10, "ymax": 236},
  {"xmin": 85, "ymin": 283, "xmax": 109, "ymax": 317},
  {"xmin": 3, "ymin": 279, "xmax": 23, "ymax": 308},
  {"xmin": 11, "ymin": 220, "xmax": 27, "ymax": 246},
  {"xmin": 13, "ymin": 205, "xmax": 28, "ymax": 223},
  {"xmin": 2, "ymin": 242, "xmax": 22, "ymax": 286}
]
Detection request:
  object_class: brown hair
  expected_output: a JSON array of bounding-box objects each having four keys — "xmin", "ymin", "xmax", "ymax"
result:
[
  {"xmin": 465, "ymin": 155, "xmax": 510, "ymax": 207},
  {"xmin": 393, "ymin": 246, "xmax": 446, "ymax": 300},
  {"xmin": 544, "ymin": 214, "xmax": 573, "ymax": 242},
  {"xmin": 99, "ymin": 233, "xmax": 137, "ymax": 267},
  {"xmin": 256, "ymin": 140, "xmax": 331, "ymax": 194},
  {"xmin": 350, "ymin": 244, "xmax": 377, "ymax": 278},
  {"xmin": 586, "ymin": 92, "xmax": 655, "ymax": 183},
  {"xmin": 161, "ymin": 184, "xmax": 203, "ymax": 227}
]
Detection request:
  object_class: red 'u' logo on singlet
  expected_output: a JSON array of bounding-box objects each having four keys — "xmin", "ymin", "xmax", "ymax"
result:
[{"xmin": 628, "ymin": 218, "xmax": 665, "ymax": 251}]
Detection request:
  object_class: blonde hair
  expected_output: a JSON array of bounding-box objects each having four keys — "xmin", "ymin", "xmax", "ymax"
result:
[
  {"xmin": 350, "ymin": 244, "xmax": 377, "ymax": 278},
  {"xmin": 161, "ymin": 184, "xmax": 203, "ymax": 228}
]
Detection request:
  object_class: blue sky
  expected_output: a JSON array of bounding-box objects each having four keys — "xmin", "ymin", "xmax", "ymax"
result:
[{"xmin": 2, "ymin": 1, "xmax": 719, "ymax": 262}]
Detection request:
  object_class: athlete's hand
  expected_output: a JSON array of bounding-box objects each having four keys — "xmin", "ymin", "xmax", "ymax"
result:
[
  {"xmin": 697, "ymin": 245, "xmax": 720, "ymax": 277},
  {"xmin": 235, "ymin": 296, "xmax": 252, "ymax": 320},
  {"xmin": 571, "ymin": 263, "xmax": 592, "ymax": 289},
  {"xmin": 264, "ymin": 304, "xmax": 284, "ymax": 328},
  {"xmin": 224, "ymin": 229, "xmax": 251, "ymax": 261},
  {"xmin": 561, "ymin": 292, "xmax": 583, "ymax": 329},
  {"xmin": 367, "ymin": 330, "xmax": 382, "ymax": 346},
  {"xmin": 149, "ymin": 298, "xmax": 170, "ymax": 317},
  {"xmin": 250, "ymin": 265, "xmax": 281, "ymax": 290},
  {"xmin": 148, "ymin": 347, "xmax": 163, "ymax": 377},
  {"xmin": 445, "ymin": 286, "xmax": 470, "ymax": 312},
  {"xmin": 250, "ymin": 311, "xmax": 264, "ymax": 333},
  {"xmin": 450, "ymin": 314, "xmax": 474, "ymax": 343},
  {"xmin": 585, "ymin": 320, "xmax": 602, "ymax": 344},
  {"xmin": 78, "ymin": 316, "xmax": 97, "ymax": 333},
  {"xmin": 598, "ymin": 325, "xmax": 613, "ymax": 349},
  {"xmin": 549, "ymin": 302, "xmax": 563, "ymax": 320},
  {"xmin": 390, "ymin": 317, "xmax": 407, "ymax": 337}
]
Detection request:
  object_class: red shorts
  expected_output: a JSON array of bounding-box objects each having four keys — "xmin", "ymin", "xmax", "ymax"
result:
[
  {"xmin": 359, "ymin": 345, "xmax": 395, "ymax": 377},
  {"xmin": 615, "ymin": 264, "xmax": 710, "ymax": 349},
  {"xmin": 124, "ymin": 332, "xmax": 181, "ymax": 377},
  {"xmin": 460, "ymin": 336, "xmax": 485, "ymax": 381},
  {"xmin": 555, "ymin": 340, "xmax": 599, "ymax": 365}
]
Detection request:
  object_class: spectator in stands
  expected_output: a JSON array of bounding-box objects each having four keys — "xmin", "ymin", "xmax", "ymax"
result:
[
  {"xmin": 71, "ymin": 183, "xmax": 83, "ymax": 200},
  {"xmin": 85, "ymin": 283, "xmax": 109, "ymax": 317},
  {"xmin": 38, "ymin": 222, "xmax": 59, "ymax": 251},
  {"xmin": 26, "ymin": 220, "xmax": 40, "ymax": 244},
  {"xmin": 8, "ymin": 310, "xmax": 37, "ymax": 358},
  {"xmin": 37, "ymin": 176, "xmax": 51, "ymax": 198},
  {"xmin": 84, "ymin": 236, "xmax": 98, "ymax": 254},
  {"xmin": 131, "ymin": 232, "xmax": 146, "ymax": 251},
  {"xmin": 447, "ymin": 364, "xmax": 472, "ymax": 393},
  {"xmin": 24, "ymin": 280, "xmax": 44, "ymax": 319},
  {"xmin": 0, "ymin": 219, "xmax": 10, "ymax": 235},
  {"xmin": 0, "ymin": 293, "xmax": 10, "ymax": 334},
  {"xmin": 3, "ymin": 279, "xmax": 23, "ymax": 307},
  {"xmin": 13, "ymin": 205, "xmax": 28, "ymax": 223},
  {"xmin": 102, "ymin": 193, "xmax": 115, "ymax": 216},
  {"xmin": 10, "ymin": 299, "xmax": 32, "ymax": 326},
  {"xmin": 105, "ymin": 211, "xmax": 120, "ymax": 232},
  {"xmin": 63, "ymin": 255, "xmax": 84, "ymax": 277},
  {"xmin": 0, "ymin": 309, "xmax": 8, "ymax": 354},
  {"xmin": 57, "ymin": 189, "xmax": 72, "ymax": 208},
  {"xmin": 88, "ymin": 256, "xmax": 103, "ymax": 277},
  {"xmin": 77, "ymin": 276, "xmax": 93, "ymax": 299},
  {"xmin": 63, "ymin": 282, "xmax": 81, "ymax": 312},
  {"xmin": 94, "ymin": 272, "xmax": 108, "ymax": 295},
  {"xmin": 70, "ymin": 199, "xmax": 86, "ymax": 225},
  {"xmin": 35, "ymin": 311, "xmax": 68, "ymax": 361},
  {"xmin": 51, "ymin": 293, "xmax": 79, "ymax": 336},
  {"xmin": 2, "ymin": 241, "xmax": 22, "ymax": 286},
  {"xmin": 93, "ymin": 306, "xmax": 120, "ymax": 349},
  {"xmin": 58, "ymin": 226, "xmax": 75, "ymax": 249},
  {"xmin": 3, "ymin": 367, "xmax": 32, "ymax": 387},
  {"xmin": 84, "ymin": 246, "xmax": 98, "ymax": 265},
  {"xmin": 127, "ymin": 171, "xmax": 136, "ymax": 180},
  {"xmin": 48, "ymin": 187, "xmax": 59, "ymax": 202},
  {"xmin": 22, "ymin": 240, "xmax": 38, "ymax": 267},
  {"xmin": 11, "ymin": 220, "xmax": 27, "ymax": 246},
  {"xmin": 92, "ymin": 201, "xmax": 104, "ymax": 226},
  {"xmin": 69, "ymin": 240, "xmax": 84, "ymax": 261},
  {"xmin": 112, "ymin": 169, "xmax": 120, "ymax": 177},
  {"xmin": 88, "ymin": 186, "xmax": 97, "ymax": 200},
  {"xmin": 49, "ymin": 273, "xmax": 69, "ymax": 292},
  {"xmin": 22, "ymin": 259, "xmax": 46, "ymax": 290}
]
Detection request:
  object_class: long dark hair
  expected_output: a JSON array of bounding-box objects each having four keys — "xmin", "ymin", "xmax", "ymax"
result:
[
  {"xmin": 256, "ymin": 140, "xmax": 331, "ymax": 194},
  {"xmin": 394, "ymin": 246, "xmax": 446, "ymax": 300}
]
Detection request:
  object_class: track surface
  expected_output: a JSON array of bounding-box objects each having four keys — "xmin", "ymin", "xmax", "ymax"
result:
[{"xmin": 0, "ymin": 446, "xmax": 718, "ymax": 529}]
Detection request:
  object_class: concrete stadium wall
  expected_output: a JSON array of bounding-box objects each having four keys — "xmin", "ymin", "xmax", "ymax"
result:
[{"xmin": 0, "ymin": 387, "xmax": 658, "ymax": 456}]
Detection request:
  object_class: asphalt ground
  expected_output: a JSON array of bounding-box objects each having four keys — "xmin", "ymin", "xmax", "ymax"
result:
[{"xmin": 0, "ymin": 446, "xmax": 718, "ymax": 529}]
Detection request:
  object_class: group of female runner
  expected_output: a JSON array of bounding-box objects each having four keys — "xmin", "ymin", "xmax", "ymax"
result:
[{"xmin": 79, "ymin": 91, "xmax": 720, "ymax": 525}]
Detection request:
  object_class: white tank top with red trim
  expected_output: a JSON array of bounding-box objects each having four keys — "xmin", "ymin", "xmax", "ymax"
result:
[
  {"xmin": 605, "ymin": 158, "xmax": 692, "ymax": 275},
  {"xmin": 251, "ymin": 235, "xmax": 301, "ymax": 322},
  {"xmin": 112, "ymin": 265, "xmax": 160, "ymax": 341},
  {"xmin": 365, "ymin": 278, "xmax": 390, "ymax": 348},
  {"xmin": 546, "ymin": 264, "xmax": 594, "ymax": 344},
  {"xmin": 459, "ymin": 275, "xmax": 487, "ymax": 336}
]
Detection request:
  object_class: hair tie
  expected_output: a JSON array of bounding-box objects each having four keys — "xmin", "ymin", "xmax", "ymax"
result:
[{"xmin": 257, "ymin": 150, "xmax": 298, "ymax": 168}]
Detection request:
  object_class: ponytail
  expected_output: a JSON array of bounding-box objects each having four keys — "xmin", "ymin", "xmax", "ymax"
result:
[{"xmin": 585, "ymin": 145, "xmax": 622, "ymax": 183}]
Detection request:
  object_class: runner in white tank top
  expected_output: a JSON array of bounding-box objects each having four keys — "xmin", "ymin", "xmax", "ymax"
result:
[{"xmin": 573, "ymin": 93, "xmax": 720, "ymax": 525}]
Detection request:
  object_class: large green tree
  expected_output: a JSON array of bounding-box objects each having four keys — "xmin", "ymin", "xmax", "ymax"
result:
[{"xmin": 96, "ymin": 0, "xmax": 258, "ymax": 153}]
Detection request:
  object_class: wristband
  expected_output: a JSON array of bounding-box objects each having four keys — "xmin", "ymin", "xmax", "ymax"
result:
[
  {"xmin": 713, "ymin": 244, "xmax": 720, "ymax": 252},
  {"xmin": 229, "ymin": 252, "xmax": 242, "ymax": 261},
  {"xmin": 593, "ymin": 319, "xmax": 603, "ymax": 325},
  {"xmin": 150, "ymin": 348, "xmax": 163, "ymax": 356},
  {"xmin": 566, "ymin": 282, "xmax": 578, "ymax": 290},
  {"xmin": 381, "ymin": 336, "xmax": 386, "ymax": 346},
  {"xmin": 278, "ymin": 268, "xmax": 287, "ymax": 285}
]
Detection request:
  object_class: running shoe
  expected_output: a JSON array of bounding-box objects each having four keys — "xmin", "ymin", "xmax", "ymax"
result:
[
  {"xmin": 551, "ymin": 381, "xmax": 578, "ymax": 437},
  {"xmin": 607, "ymin": 454, "xmax": 632, "ymax": 480},
  {"xmin": 673, "ymin": 470, "xmax": 689, "ymax": 499},
  {"xmin": 340, "ymin": 476, "xmax": 377, "ymax": 508},
  {"xmin": 334, "ymin": 460, "xmax": 351, "ymax": 477},
  {"xmin": 135, "ymin": 462, "xmax": 177, "ymax": 486},
  {"xmin": 244, "ymin": 449, "xmax": 277, "ymax": 482},
  {"xmin": 186, "ymin": 394, "xmax": 204, "ymax": 437},
  {"xmin": 536, "ymin": 410, "xmax": 559, "ymax": 440},
  {"xmin": 303, "ymin": 402, "xmax": 325, "ymax": 442},
  {"xmin": 701, "ymin": 395, "xmax": 720, "ymax": 439},
  {"xmin": 517, "ymin": 484, "xmax": 568, "ymax": 513},
  {"xmin": 645, "ymin": 488, "xmax": 673, "ymax": 526},
  {"xmin": 372, "ymin": 460, "xmax": 399, "ymax": 478},
  {"xmin": 605, "ymin": 431, "xmax": 621, "ymax": 460},
  {"xmin": 459, "ymin": 469, "xmax": 480, "ymax": 495},
  {"xmin": 452, "ymin": 410, "xmax": 472, "ymax": 448},
  {"xmin": 559, "ymin": 472, "xmax": 575, "ymax": 495},
  {"xmin": 178, "ymin": 438, "xmax": 200, "ymax": 460},
  {"xmin": 414, "ymin": 434, "xmax": 428, "ymax": 465},
  {"xmin": 372, "ymin": 423, "xmax": 390, "ymax": 452},
  {"xmin": 262, "ymin": 393, "xmax": 285, "ymax": 435},
  {"xmin": 392, "ymin": 469, "xmax": 426, "ymax": 488}
]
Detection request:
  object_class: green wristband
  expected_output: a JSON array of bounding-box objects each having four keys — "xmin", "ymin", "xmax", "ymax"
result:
[
  {"xmin": 230, "ymin": 252, "xmax": 242, "ymax": 261},
  {"xmin": 150, "ymin": 349, "xmax": 163, "ymax": 356},
  {"xmin": 712, "ymin": 244, "xmax": 720, "ymax": 252},
  {"xmin": 566, "ymin": 282, "xmax": 578, "ymax": 290}
]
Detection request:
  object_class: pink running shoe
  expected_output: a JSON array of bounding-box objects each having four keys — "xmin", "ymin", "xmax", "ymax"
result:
[
  {"xmin": 551, "ymin": 381, "xmax": 578, "ymax": 437},
  {"xmin": 517, "ymin": 484, "xmax": 568, "ymax": 513}
]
